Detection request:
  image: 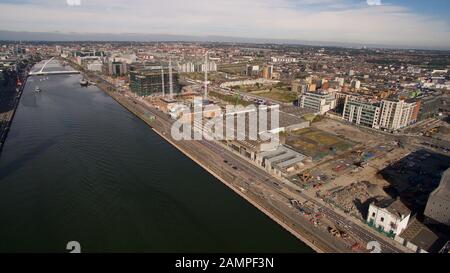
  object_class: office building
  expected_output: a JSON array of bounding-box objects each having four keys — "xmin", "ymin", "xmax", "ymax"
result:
[
  {"xmin": 107, "ymin": 61, "xmax": 128, "ymax": 76},
  {"xmin": 130, "ymin": 67, "xmax": 181, "ymax": 97},
  {"xmin": 342, "ymin": 96, "xmax": 381, "ymax": 129},
  {"xmin": 299, "ymin": 91, "xmax": 336, "ymax": 114},
  {"xmin": 424, "ymin": 168, "xmax": 450, "ymax": 226}
]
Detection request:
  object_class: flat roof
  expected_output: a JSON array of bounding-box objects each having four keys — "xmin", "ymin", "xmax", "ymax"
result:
[
  {"xmin": 375, "ymin": 198, "xmax": 411, "ymax": 218},
  {"xmin": 276, "ymin": 156, "xmax": 306, "ymax": 169},
  {"xmin": 260, "ymin": 149, "xmax": 286, "ymax": 159},
  {"xmin": 400, "ymin": 218, "xmax": 440, "ymax": 252}
]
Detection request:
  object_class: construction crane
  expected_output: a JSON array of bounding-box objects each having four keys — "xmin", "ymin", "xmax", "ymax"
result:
[
  {"xmin": 204, "ymin": 51, "xmax": 210, "ymax": 98},
  {"xmin": 169, "ymin": 57, "xmax": 174, "ymax": 98}
]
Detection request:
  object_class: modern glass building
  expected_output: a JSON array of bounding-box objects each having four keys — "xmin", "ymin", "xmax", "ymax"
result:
[{"xmin": 129, "ymin": 67, "xmax": 181, "ymax": 97}]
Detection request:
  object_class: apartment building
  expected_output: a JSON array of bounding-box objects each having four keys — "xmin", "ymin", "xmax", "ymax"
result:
[
  {"xmin": 379, "ymin": 99, "xmax": 419, "ymax": 131},
  {"xmin": 342, "ymin": 96, "xmax": 420, "ymax": 131}
]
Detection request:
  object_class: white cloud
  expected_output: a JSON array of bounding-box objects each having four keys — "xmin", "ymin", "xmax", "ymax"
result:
[
  {"xmin": 66, "ymin": 0, "xmax": 81, "ymax": 6},
  {"xmin": 0, "ymin": 0, "xmax": 449, "ymax": 48},
  {"xmin": 367, "ymin": 0, "xmax": 382, "ymax": 6}
]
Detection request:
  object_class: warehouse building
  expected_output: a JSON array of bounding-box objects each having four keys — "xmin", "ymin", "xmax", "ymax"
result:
[{"xmin": 256, "ymin": 146, "xmax": 310, "ymax": 178}]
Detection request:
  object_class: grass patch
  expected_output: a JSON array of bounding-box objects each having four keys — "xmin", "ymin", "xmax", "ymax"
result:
[
  {"xmin": 218, "ymin": 64, "xmax": 246, "ymax": 75},
  {"xmin": 210, "ymin": 91, "xmax": 252, "ymax": 106},
  {"xmin": 182, "ymin": 72, "xmax": 224, "ymax": 83},
  {"xmin": 253, "ymin": 89, "xmax": 298, "ymax": 103},
  {"xmin": 287, "ymin": 128, "xmax": 355, "ymax": 160}
]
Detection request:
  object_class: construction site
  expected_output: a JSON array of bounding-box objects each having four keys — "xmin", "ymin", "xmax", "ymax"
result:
[{"xmin": 285, "ymin": 127, "xmax": 355, "ymax": 161}]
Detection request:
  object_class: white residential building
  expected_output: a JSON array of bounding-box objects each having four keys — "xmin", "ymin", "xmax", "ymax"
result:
[
  {"xmin": 367, "ymin": 198, "xmax": 411, "ymax": 237},
  {"xmin": 178, "ymin": 61, "xmax": 217, "ymax": 73},
  {"xmin": 178, "ymin": 62, "xmax": 196, "ymax": 73},
  {"xmin": 379, "ymin": 100, "xmax": 419, "ymax": 131},
  {"xmin": 270, "ymin": 57, "xmax": 297, "ymax": 63},
  {"xmin": 201, "ymin": 61, "xmax": 217, "ymax": 72}
]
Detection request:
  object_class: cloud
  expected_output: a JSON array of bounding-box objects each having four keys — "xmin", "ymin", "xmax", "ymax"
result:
[
  {"xmin": 66, "ymin": 0, "xmax": 81, "ymax": 6},
  {"xmin": 0, "ymin": 0, "xmax": 449, "ymax": 49},
  {"xmin": 367, "ymin": 0, "xmax": 382, "ymax": 6}
]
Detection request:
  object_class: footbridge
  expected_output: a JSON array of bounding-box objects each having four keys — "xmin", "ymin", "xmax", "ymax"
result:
[{"xmin": 29, "ymin": 57, "xmax": 80, "ymax": 76}]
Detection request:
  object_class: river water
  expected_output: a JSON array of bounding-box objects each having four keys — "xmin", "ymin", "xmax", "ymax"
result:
[{"xmin": 0, "ymin": 63, "xmax": 311, "ymax": 253}]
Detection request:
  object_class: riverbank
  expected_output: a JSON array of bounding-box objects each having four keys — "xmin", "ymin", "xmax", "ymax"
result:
[{"xmin": 0, "ymin": 71, "xmax": 28, "ymax": 154}]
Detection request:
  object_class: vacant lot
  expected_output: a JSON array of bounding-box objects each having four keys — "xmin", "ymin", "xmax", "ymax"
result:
[
  {"xmin": 286, "ymin": 127, "xmax": 356, "ymax": 161},
  {"xmin": 312, "ymin": 117, "xmax": 389, "ymax": 144},
  {"xmin": 250, "ymin": 89, "xmax": 298, "ymax": 103},
  {"xmin": 209, "ymin": 91, "xmax": 252, "ymax": 106},
  {"xmin": 218, "ymin": 64, "xmax": 246, "ymax": 75}
]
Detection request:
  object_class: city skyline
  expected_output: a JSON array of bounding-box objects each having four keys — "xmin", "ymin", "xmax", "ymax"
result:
[{"xmin": 0, "ymin": 0, "xmax": 450, "ymax": 49}]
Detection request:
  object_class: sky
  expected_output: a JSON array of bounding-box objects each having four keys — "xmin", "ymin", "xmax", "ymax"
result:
[{"xmin": 0, "ymin": 0, "xmax": 450, "ymax": 49}]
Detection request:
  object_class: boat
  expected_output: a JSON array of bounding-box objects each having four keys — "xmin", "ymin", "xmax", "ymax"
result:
[
  {"xmin": 35, "ymin": 86, "xmax": 41, "ymax": 93},
  {"xmin": 80, "ymin": 78, "xmax": 89, "ymax": 87}
]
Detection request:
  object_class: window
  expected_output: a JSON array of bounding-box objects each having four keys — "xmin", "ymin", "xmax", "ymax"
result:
[
  {"xmin": 380, "ymin": 217, "xmax": 384, "ymax": 222},
  {"xmin": 372, "ymin": 212, "xmax": 376, "ymax": 217}
]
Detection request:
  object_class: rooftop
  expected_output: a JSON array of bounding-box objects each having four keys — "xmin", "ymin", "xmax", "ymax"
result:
[
  {"xmin": 400, "ymin": 217, "xmax": 440, "ymax": 252},
  {"xmin": 374, "ymin": 198, "xmax": 411, "ymax": 218}
]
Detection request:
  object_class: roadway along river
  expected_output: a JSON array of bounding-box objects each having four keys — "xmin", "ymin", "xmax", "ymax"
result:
[{"xmin": 0, "ymin": 71, "xmax": 312, "ymax": 252}]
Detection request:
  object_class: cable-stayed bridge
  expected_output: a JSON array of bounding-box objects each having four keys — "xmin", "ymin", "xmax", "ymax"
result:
[{"xmin": 29, "ymin": 57, "xmax": 79, "ymax": 76}]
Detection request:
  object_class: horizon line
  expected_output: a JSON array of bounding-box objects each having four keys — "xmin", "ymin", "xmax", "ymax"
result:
[{"xmin": 1, "ymin": 30, "xmax": 450, "ymax": 52}]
